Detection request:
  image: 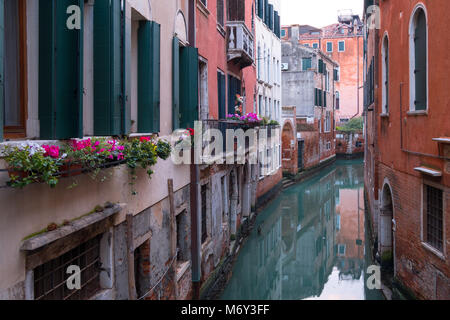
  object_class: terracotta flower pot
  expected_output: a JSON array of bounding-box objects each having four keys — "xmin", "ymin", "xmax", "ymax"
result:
[
  {"xmin": 8, "ymin": 169, "xmax": 28, "ymax": 179},
  {"xmin": 60, "ymin": 161, "xmax": 83, "ymax": 177}
]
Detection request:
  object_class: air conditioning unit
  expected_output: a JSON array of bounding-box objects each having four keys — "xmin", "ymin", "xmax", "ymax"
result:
[{"xmin": 281, "ymin": 63, "xmax": 289, "ymax": 71}]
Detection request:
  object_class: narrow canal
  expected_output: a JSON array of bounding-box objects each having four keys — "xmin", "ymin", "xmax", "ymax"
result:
[{"xmin": 221, "ymin": 160, "xmax": 384, "ymax": 300}]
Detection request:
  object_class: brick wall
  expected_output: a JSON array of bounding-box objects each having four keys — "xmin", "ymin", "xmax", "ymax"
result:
[
  {"xmin": 336, "ymin": 131, "xmax": 364, "ymax": 155},
  {"xmin": 379, "ymin": 163, "xmax": 450, "ymax": 299},
  {"xmin": 256, "ymin": 168, "xmax": 282, "ymax": 198}
]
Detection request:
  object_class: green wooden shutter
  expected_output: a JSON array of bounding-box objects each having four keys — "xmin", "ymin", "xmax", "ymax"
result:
[
  {"xmin": 269, "ymin": 4, "xmax": 274, "ymax": 31},
  {"xmin": 264, "ymin": 0, "xmax": 269, "ymax": 25},
  {"xmin": 323, "ymin": 91, "xmax": 327, "ymax": 107},
  {"xmin": 318, "ymin": 59, "xmax": 323, "ymax": 73},
  {"xmin": 123, "ymin": 3, "xmax": 131, "ymax": 135},
  {"xmin": 0, "ymin": 0, "xmax": 4, "ymax": 141},
  {"xmin": 138, "ymin": 21, "xmax": 161, "ymax": 133},
  {"xmin": 218, "ymin": 72, "xmax": 226, "ymax": 120},
  {"xmin": 414, "ymin": 10, "xmax": 427, "ymax": 111},
  {"xmin": 94, "ymin": 0, "xmax": 122, "ymax": 136},
  {"xmin": 172, "ymin": 37, "xmax": 180, "ymax": 130},
  {"xmin": 258, "ymin": 0, "xmax": 263, "ymax": 19},
  {"xmin": 39, "ymin": 0, "xmax": 84, "ymax": 140},
  {"xmin": 314, "ymin": 89, "xmax": 318, "ymax": 106},
  {"xmin": 179, "ymin": 46, "xmax": 199, "ymax": 129}
]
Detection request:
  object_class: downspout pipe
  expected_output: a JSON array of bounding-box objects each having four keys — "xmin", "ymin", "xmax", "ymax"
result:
[{"xmin": 189, "ymin": 0, "xmax": 201, "ymax": 300}]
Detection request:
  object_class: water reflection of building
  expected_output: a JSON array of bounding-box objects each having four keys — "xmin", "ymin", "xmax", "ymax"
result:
[
  {"xmin": 281, "ymin": 166, "xmax": 337, "ymax": 299},
  {"xmin": 222, "ymin": 161, "xmax": 369, "ymax": 300}
]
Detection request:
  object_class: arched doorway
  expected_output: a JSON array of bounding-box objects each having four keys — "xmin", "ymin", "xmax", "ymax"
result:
[
  {"xmin": 379, "ymin": 183, "xmax": 394, "ymax": 269},
  {"xmin": 281, "ymin": 121, "xmax": 297, "ymax": 173}
]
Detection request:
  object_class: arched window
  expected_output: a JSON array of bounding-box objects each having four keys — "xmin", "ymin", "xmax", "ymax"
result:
[
  {"xmin": 409, "ymin": 6, "xmax": 428, "ymax": 111},
  {"xmin": 382, "ymin": 34, "xmax": 389, "ymax": 114}
]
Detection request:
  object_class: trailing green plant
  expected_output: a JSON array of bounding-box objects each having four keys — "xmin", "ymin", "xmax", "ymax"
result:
[
  {"xmin": 156, "ymin": 140, "xmax": 172, "ymax": 160},
  {"xmin": 3, "ymin": 137, "xmax": 173, "ymax": 192},
  {"xmin": 3, "ymin": 143, "xmax": 61, "ymax": 189}
]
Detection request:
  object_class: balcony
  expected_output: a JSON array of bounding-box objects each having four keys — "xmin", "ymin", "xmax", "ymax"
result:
[{"xmin": 226, "ymin": 22, "xmax": 254, "ymax": 69}]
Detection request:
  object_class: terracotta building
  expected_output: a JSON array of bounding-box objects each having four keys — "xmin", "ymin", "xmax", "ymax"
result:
[
  {"xmin": 282, "ymin": 14, "xmax": 364, "ymax": 124},
  {"xmin": 282, "ymin": 42, "xmax": 338, "ymax": 171},
  {"xmin": 364, "ymin": 0, "xmax": 450, "ymax": 299}
]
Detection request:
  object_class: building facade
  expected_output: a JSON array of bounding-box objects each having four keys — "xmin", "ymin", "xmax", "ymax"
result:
[
  {"xmin": 282, "ymin": 42, "xmax": 338, "ymax": 171},
  {"xmin": 0, "ymin": 0, "xmax": 196, "ymax": 300},
  {"xmin": 254, "ymin": 0, "xmax": 282, "ymax": 203},
  {"xmin": 364, "ymin": 0, "xmax": 450, "ymax": 299},
  {"xmin": 282, "ymin": 15, "xmax": 364, "ymax": 124}
]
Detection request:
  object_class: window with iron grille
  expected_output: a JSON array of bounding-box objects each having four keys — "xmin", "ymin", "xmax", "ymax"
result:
[
  {"xmin": 424, "ymin": 185, "xmax": 444, "ymax": 252},
  {"xmin": 33, "ymin": 235, "xmax": 102, "ymax": 300}
]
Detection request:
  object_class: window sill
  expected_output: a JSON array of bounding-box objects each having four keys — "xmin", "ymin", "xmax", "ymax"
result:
[
  {"xmin": 421, "ymin": 242, "xmax": 446, "ymax": 261},
  {"xmin": 380, "ymin": 113, "xmax": 389, "ymax": 118},
  {"xmin": 217, "ymin": 24, "xmax": 226, "ymax": 38},
  {"xmin": 196, "ymin": 1, "xmax": 210, "ymax": 17},
  {"xmin": 407, "ymin": 110, "xmax": 428, "ymax": 116}
]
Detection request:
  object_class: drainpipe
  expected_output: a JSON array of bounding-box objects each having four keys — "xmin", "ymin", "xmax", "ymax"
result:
[
  {"xmin": 189, "ymin": 0, "xmax": 201, "ymax": 299},
  {"xmin": 190, "ymin": 146, "xmax": 201, "ymax": 299},
  {"xmin": 351, "ymin": 35, "xmax": 362, "ymax": 119}
]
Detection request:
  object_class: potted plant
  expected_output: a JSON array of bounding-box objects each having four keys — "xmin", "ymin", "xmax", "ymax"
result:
[{"xmin": 3, "ymin": 142, "xmax": 61, "ymax": 188}]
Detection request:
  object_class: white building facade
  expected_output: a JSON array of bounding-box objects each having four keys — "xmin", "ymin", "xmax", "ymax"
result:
[{"xmin": 254, "ymin": 0, "xmax": 282, "ymax": 178}]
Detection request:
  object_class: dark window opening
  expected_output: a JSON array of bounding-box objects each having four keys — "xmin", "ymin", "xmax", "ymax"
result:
[
  {"xmin": 201, "ymin": 184, "xmax": 208, "ymax": 243},
  {"xmin": 176, "ymin": 210, "xmax": 190, "ymax": 262}
]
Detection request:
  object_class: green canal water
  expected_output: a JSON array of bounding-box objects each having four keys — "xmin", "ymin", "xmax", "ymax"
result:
[{"xmin": 221, "ymin": 160, "xmax": 384, "ymax": 300}]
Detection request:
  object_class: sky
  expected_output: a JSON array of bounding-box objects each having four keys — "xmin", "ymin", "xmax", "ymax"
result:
[{"xmin": 280, "ymin": 0, "xmax": 364, "ymax": 28}]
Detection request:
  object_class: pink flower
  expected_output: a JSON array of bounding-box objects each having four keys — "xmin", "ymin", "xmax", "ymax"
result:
[
  {"xmin": 140, "ymin": 137, "xmax": 151, "ymax": 143},
  {"xmin": 118, "ymin": 153, "xmax": 124, "ymax": 161},
  {"xmin": 42, "ymin": 145, "xmax": 60, "ymax": 159}
]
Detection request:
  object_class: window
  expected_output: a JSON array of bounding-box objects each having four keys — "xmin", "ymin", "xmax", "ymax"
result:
[
  {"xmin": 176, "ymin": 210, "xmax": 190, "ymax": 262},
  {"xmin": 424, "ymin": 185, "xmax": 443, "ymax": 252},
  {"xmin": 302, "ymin": 58, "xmax": 312, "ymax": 71},
  {"xmin": 325, "ymin": 70, "xmax": 330, "ymax": 92},
  {"xmin": 134, "ymin": 240, "xmax": 151, "ymax": 299},
  {"xmin": 217, "ymin": 0, "xmax": 224, "ymax": 26},
  {"xmin": 338, "ymin": 244, "xmax": 346, "ymax": 256},
  {"xmin": 334, "ymin": 67, "xmax": 340, "ymax": 81},
  {"xmin": 2, "ymin": 0, "xmax": 27, "ymax": 139},
  {"xmin": 33, "ymin": 236, "xmax": 102, "ymax": 300},
  {"xmin": 281, "ymin": 29, "xmax": 286, "ymax": 37},
  {"xmin": 326, "ymin": 42, "xmax": 333, "ymax": 52},
  {"xmin": 201, "ymin": 184, "xmax": 208, "ymax": 243},
  {"xmin": 409, "ymin": 6, "xmax": 427, "ymax": 111},
  {"xmin": 258, "ymin": 95, "xmax": 263, "ymax": 115},
  {"xmin": 336, "ymin": 91, "xmax": 340, "ymax": 110},
  {"xmin": 338, "ymin": 41, "xmax": 345, "ymax": 52},
  {"xmin": 304, "ymin": 43, "xmax": 310, "ymax": 47},
  {"xmin": 382, "ymin": 35, "xmax": 389, "ymax": 114},
  {"xmin": 227, "ymin": 75, "xmax": 241, "ymax": 115},
  {"xmin": 325, "ymin": 111, "xmax": 331, "ymax": 132},
  {"xmin": 312, "ymin": 43, "xmax": 319, "ymax": 49},
  {"xmin": 199, "ymin": 0, "xmax": 207, "ymax": 7},
  {"xmin": 257, "ymin": 44, "xmax": 261, "ymax": 79}
]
